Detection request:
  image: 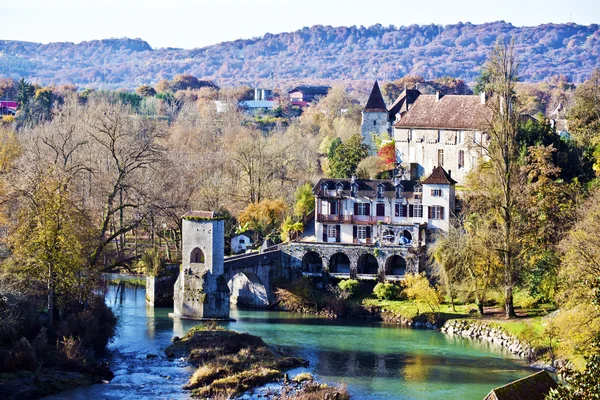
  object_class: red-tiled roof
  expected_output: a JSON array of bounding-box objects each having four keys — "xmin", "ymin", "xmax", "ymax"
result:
[
  {"xmin": 422, "ymin": 166, "xmax": 457, "ymax": 185},
  {"xmin": 364, "ymin": 81, "xmax": 387, "ymax": 112},
  {"xmin": 182, "ymin": 211, "xmax": 215, "ymax": 219},
  {"xmin": 394, "ymin": 94, "xmax": 492, "ymax": 131}
]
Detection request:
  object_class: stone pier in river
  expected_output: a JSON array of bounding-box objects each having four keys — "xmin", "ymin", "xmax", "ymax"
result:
[{"xmin": 171, "ymin": 211, "xmax": 231, "ymax": 320}]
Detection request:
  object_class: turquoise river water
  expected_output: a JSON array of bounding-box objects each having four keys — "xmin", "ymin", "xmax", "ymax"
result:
[{"xmin": 45, "ymin": 280, "xmax": 533, "ymax": 400}]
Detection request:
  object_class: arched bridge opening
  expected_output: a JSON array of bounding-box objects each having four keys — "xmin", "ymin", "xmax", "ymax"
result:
[
  {"xmin": 385, "ymin": 255, "xmax": 407, "ymax": 277},
  {"xmin": 227, "ymin": 271, "xmax": 269, "ymax": 308},
  {"xmin": 329, "ymin": 253, "xmax": 351, "ymax": 274},
  {"xmin": 302, "ymin": 251, "xmax": 323, "ymax": 274},
  {"xmin": 357, "ymin": 254, "xmax": 378, "ymax": 275}
]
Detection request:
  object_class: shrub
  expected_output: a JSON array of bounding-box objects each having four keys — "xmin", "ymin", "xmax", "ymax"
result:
[
  {"xmin": 59, "ymin": 336, "xmax": 82, "ymax": 361},
  {"xmin": 0, "ymin": 348, "xmax": 15, "ymax": 372},
  {"xmin": 61, "ymin": 295, "xmax": 117, "ymax": 353},
  {"xmin": 337, "ymin": 279, "xmax": 360, "ymax": 298},
  {"xmin": 13, "ymin": 337, "xmax": 37, "ymax": 370},
  {"xmin": 373, "ymin": 282, "xmax": 401, "ymax": 300}
]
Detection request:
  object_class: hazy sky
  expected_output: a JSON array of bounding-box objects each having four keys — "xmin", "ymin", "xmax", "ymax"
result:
[{"xmin": 2, "ymin": 0, "xmax": 599, "ymax": 49}]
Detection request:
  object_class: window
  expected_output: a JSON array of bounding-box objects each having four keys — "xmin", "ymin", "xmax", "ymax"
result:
[
  {"xmin": 408, "ymin": 129, "xmax": 413, "ymax": 141},
  {"xmin": 328, "ymin": 225, "xmax": 337, "ymax": 238},
  {"xmin": 358, "ymin": 203, "xmax": 369, "ymax": 216},
  {"xmin": 377, "ymin": 184, "xmax": 385, "ymax": 198},
  {"xmin": 357, "ymin": 226, "xmax": 368, "ymax": 240},
  {"xmin": 409, "ymin": 204, "xmax": 423, "ymax": 218},
  {"xmin": 376, "ymin": 203, "xmax": 385, "ymax": 216},
  {"xmin": 429, "ymin": 206, "xmax": 445, "ymax": 220},
  {"xmin": 351, "ymin": 183, "xmax": 358, "ymax": 197},
  {"xmin": 329, "ymin": 200, "xmax": 337, "ymax": 215},
  {"xmin": 373, "ymin": 120, "xmax": 377, "ymax": 126},
  {"xmin": 438, "ymin": 130, "xmax": 444, "ymax": 143},
  {"xmin": 437, "ymin": 149, "xmax": 444, "ymax": 167},
  {"xmin": 414, "ymin": 185, "xmax": 422, "ymax": 200},
  {"xmin": 458, "ymin": 130, "xmax": 464, "ymax": 144},
  {"xmin": 458, "ymin": 150, "xmax": 465, "ymax": 169},
  {"xmin": 239, "ymin": 238, "xmax": 245, "ymax": 244},
  {"xmin": 431, "ymin": 189, "xmax": 442, "ymax": 197},
  {"xmin": 395, "ymin": 203, "xmax": 407, "ymax": 217}
]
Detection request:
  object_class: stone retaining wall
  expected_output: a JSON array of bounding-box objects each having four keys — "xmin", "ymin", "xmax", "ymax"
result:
[{"xmin": 441, "ymin": 319, "xmax": 536, "ymax": 359}]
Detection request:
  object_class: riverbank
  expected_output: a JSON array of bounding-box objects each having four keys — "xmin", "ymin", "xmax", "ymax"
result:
[
  {"xmin": 273, "ymin": 279, "xmax": 556, "ymax": 366},
  {"xmin": 165, "ymin": 323, "xmax": 349, "ymax": 399}
]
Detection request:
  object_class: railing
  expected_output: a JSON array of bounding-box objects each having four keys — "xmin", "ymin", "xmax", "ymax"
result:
[{"xmin": 316, "ymin": 214, "xmax": 391, "ymax": 224}]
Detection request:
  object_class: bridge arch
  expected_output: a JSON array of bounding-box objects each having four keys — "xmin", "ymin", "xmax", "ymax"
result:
[
  {"xmin": 190, "ymin": 247, "xmax": 205, "ymax": 263},
  {"xmin": 385, "ymin": 255, "xmax": 407, "ymax": 276},
  {"xmin": 301, "ymin": 251, "xmax": 323, "ymax": 274},
  {"xmin": 329, "ymin": 252, "xmax": 351, "ymax": 274},
  {"xmin": 227, "ymin": 271, "xmax": 269, "ymax": 308},
  {"xmin": 357, "ymin": 253, "xmax": 378, "ymax": 275}
]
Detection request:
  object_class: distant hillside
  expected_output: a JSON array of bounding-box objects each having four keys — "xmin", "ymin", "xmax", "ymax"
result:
[{"xmin": 0, "ymin": 22, "xmax": 598, "ymax": 89}]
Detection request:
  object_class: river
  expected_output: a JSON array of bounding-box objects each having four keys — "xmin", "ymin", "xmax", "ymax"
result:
[{"xmin": 45, "ymin": 280, "xmax": 533, "ymax": 400}]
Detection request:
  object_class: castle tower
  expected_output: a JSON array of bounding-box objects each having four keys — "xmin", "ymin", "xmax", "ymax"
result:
[
  {"xmin": 361, "ymin": 81, "xmax": 389, "ymax": 154},
  {"xmin": 172, "ymin": 211, "xmax": 231, "ymax": 320}
]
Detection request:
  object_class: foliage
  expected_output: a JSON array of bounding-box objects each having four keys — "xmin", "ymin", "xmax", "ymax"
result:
[
  {"xmin": 377, "ymin": 141, "xmax": 396, "ymax": 168},
  {"xmin": 0, "ymin": 24, "xmax": 598, "ymax": 88},
  {"xmin": 373, "ymin": 282, "xmax": 401, "ymax": 300},
  {"xmin": 337, "ymin": 279, "xmax": 360, "ymax": 298},
  {"xmin": 136, "ymin": 85, "xmax": 156, "ymax": 97},
  {"xmin": 356, "ymin": 156, "xmax": 387, "ymax": 179},
  {"xmin": 547, "ymin": 336, "xmax": 600, "ymax": 400},
  {"xmin": 238, "ymin": 199, "xmax": 287, "ymax": 238},
  {"xmin": 280, "ymin": 216, "xmax": 303, "ymax": 242},
  {"xmin": 328, "ymin": 134, "xmax": 369, "ymax": 178},
  {"xmin": 136, "ymin": 248, "xmax": 167, "ymax": 276},
  {"xmin": 403, "ymin": 273, "xmax": 442, "ymax": 315},
  {"xmin": 293, "ymin": 183, "xmax": 315, "ymax": 218}
]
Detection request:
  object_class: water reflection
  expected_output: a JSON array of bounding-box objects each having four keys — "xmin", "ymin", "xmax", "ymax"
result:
[{"xmin": 44, "ymin": 283, "xmax": 533, "ymax": 400}]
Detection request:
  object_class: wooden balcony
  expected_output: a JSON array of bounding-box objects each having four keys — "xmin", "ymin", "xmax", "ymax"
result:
[{"xmin": 316, "ymin": 214, "xmax": 391, "ymax": 224}]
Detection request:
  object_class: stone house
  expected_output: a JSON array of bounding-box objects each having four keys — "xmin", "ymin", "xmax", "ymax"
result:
[
  {"xmin": 361, "ymin": 81, "xmax": 492, "ymax": 184},
  {"xmin": 312, "ymin": 166, "xmax": 456, "ymax": 249}
]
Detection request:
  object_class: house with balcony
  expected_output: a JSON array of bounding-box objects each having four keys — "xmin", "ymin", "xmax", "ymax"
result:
[{"xmin": 312, "ymin": 166, "xmax": 456, "ymax": 249}]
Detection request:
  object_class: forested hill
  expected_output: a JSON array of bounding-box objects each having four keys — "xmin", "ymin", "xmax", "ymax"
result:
[{"xmin": 1, "ymin": 21, "xmax": 599, "ymax": 89}]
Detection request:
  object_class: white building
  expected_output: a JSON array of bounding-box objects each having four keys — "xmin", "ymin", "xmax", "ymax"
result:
[
  {"xmin": 312, "ymin": 166, "xmax": 456, "ymax": 247},
  {"xmin": 361, "ymin": 81, "xmax": 492, "ymax": 184},
  {"xmin": 230, "ymin": 232, "xmax": 254, "ymax": 254}
]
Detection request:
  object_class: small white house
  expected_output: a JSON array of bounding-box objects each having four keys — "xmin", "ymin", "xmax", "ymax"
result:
[{"xmin": 231, "ymin": 232, "xmax": 254, "ymax": 254}]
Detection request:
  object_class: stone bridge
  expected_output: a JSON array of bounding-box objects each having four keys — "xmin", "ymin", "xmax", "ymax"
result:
[{"xmin": 224, "ymin": 242, "xmax": 424, "ymax": 308}]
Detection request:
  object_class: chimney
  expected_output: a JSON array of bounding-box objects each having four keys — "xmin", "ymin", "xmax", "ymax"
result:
[
  {"xmin": 480, "ymin": 92, "xmax": 486, "ymax": 104},
  {"xmin": 435, "ymin": 91, "xmax": 442, "ymax": 102},
  {"xmin": 351, "ymin": 175, "xmax": 356, "ymax": 184},
  {"xmin": 448, "ymin": 170, "xmax": 452, "ymax": 177}
]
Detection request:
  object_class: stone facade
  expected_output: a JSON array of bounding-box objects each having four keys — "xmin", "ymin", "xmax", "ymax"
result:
[
  {"xmin": 361, "ymin": 110, "xmax": 390, "ymax": 154},
  {"xmin": 172, "ymin": 215, "xmax": 230, "ymax": 320}
]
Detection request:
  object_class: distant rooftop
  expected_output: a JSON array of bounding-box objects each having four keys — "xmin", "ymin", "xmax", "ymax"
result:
[{"xmin": 288, "ymin": 85, "xmax": 331, "ymax": 95}]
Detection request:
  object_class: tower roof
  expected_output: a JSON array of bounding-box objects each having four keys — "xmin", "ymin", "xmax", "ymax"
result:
[
  {"xmin": 422, "ymin": 166, "xmax": 457, "ymax": 185},
  {"xmin": 364, "ymin": 81, "xmax": 387, "ymax": 112}
]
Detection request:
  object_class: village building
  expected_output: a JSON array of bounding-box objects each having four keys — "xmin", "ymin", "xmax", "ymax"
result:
[
  {"xmin": 288, "ymin": 85, "xmax": 330, "ymax": 106},
  {"xmin": 361, "ymin": 81, "xmax": 492, "ymax": 184},
  {"xmin": 230, "ymin": 231, "xmax": 254, "ymax": 254},
  {"xmin": 312, "ymin": 166, "xmax": 456, "ymax": 249},
  {"xmin": 0, "ymin": 100, "xmax": 18, "ymax": 116}
]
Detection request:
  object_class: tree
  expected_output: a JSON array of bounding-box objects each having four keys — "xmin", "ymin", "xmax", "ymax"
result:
[
  {"xmin": 547, "ymin": 337, "xmax": 600, "ymax": 399},
  {"xmin": 470, "ymin": 40, "xmax": 523, "ymax": 318},
  {"xmin": 403, "ymin": 273, "xmax": 442, "ymax": 316},
  {"xmin": 8, "ymin": 172, "xmax": 90, "ymax": 330},
  {"xmin": 328, "ymin": 134, "xmax": 369, "ymax": 178},
  {"xmin": 15, "ymin": 78, "xmax": 35, "ymax": 109},
  {"xmin": 280, "ymin": 216, "xmax": 303, "ymax": 242},
  {"xmin": 377, "ymin": 141, "xmax": 396, "ymax": 168},
  {"xmin": 293, "ymin": 183, "xmax": 315, "ymax": 219},
  {"xmin": 238, "ymin": 198, "xmax": 287, "ymax": 238},
  {"xmin": 136, "ymin": 85, "xmax": 157, "ymax": 97}
]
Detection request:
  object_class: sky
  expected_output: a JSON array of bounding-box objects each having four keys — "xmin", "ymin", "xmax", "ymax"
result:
[{"xmin": 1, "ymin": 0, "xmax": 599, "ymax": 49}]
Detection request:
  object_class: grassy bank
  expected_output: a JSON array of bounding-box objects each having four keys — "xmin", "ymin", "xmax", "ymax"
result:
[{"xmin": 165, "ymin": 323, "xmax": 309, "ymax": 398}]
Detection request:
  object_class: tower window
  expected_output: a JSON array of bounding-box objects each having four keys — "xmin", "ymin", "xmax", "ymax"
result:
[{"xmin": 373, "ymin": 120, "xmax": 377, "ymax": 126}]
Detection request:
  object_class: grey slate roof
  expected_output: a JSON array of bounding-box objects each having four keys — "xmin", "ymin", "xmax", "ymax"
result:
[
  {"xmin": 288, "ymin": 85, "xmax": 331, "ymax": 95},
  {"xmin": 388, "ymin": 89, "xmax": 421, "ymax": 117},
  {"xmin": 364, "ymin": 81, "xmax": 387, "ymax": 112},
  {"xmin": 312, "ymin": 178, "xmax": 419, "ymax": 199}
]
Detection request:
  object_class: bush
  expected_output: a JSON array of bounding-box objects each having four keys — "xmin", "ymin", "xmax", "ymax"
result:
[
  {"xmin": 13, "ymin": 337, "xmax": 37, "ymax": 370},
  {"xmin": 373, "ymin": 282, "xmax": 401, "ymax": 300},
  {"xmin": 0, "ymin": 348, "xmax": 15, "ymax": 372},
  {"xmin": 61, "ymin": 295, "xmax": 117, "ymax": 354},
  {"xmin": 337, "ymin": 279, "xmax": 360, "ymax": 298}
]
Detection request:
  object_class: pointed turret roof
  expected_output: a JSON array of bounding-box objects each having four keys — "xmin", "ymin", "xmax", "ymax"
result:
[
  {"xmin": 422, "ymin": 166, "xmax": 457, "ymax": 185},
  {"xmin": 364, "ymin": 81, "xmax": 387, "ymax": 112}
]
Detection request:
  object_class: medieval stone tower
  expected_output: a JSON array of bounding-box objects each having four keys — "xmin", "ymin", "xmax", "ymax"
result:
[
  {"xmin": 361, "ymin": 81, "xmax": 390, "ymax": 154},
  {"xmin": 172, "ymin": 211, "xmax": 231, "ymax": 320}
]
